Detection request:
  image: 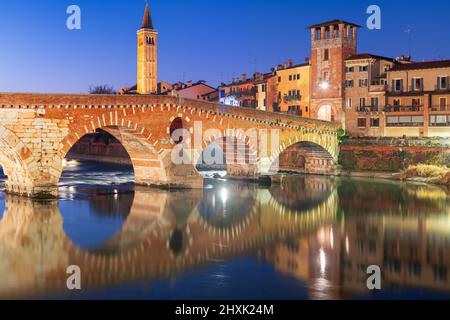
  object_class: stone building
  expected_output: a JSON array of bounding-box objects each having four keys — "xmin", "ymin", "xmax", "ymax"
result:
[{"xmin": 344, "ymin": 54, "xmax": 396, "ymax": 136}]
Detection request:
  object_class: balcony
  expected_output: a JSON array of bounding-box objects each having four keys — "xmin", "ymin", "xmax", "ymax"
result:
[
  {"xmin": 430, "ymin": 105, "xmax": 450, "ymax": 112},
  {"xmin": 369, "ymin": 80, "xmax": 387, "ymax": 92},
  {"xmin": 357, "ymin": 106, "xmax": 380, "ymax": 113},
  {"xmin": 384, "ymin": 105, "xmax": 424, "ymax": 113},
  {"xmin": 229, "ymin": 88, "xmax": 257, "ymax": 98},
  {"xmin": 283, "ymin": 94, "xmax": 301, "ymax": 103}
]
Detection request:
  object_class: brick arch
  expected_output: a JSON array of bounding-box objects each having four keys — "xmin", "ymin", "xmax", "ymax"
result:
[
  {"xmin": 0, "ymin": 126, "xmax": 37, "ymax": 196},
  {"xmin": 53, "ymin": 110, "xmax": 164, "ymax": 185},
  {"xmin": 195, "ymin": 132, "xmax": 259, "ymax": 178},
  {"xmin": 267, "ymin": 135, "xmax": 337, "ymax": 175}
]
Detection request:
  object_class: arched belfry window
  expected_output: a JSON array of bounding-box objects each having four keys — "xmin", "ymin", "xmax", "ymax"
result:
[{"xmin": 146, "ymin": 36, "xmax": 154, "ymax": 45}]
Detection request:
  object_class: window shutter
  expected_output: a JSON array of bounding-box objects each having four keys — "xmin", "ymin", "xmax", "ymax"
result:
[
  {"xmin": 400, "ymin": 80, "xmax": 404, "ymax": 92},
  {"xmin": 437, "ymin": 77, "xmax": 441, "ymax": 90},
  {"xmin": 411, "ymin": 79, "xmax": 415, "ymax": 92}
]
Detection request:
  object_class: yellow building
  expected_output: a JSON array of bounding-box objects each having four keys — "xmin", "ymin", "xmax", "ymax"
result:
[{"xmin": 276, "ymin": 62, "xmax": 311, "ymax": 117}]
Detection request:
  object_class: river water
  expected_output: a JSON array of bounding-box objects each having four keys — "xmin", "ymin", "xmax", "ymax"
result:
[{"xmin": 0, "ymin": 160, "xmax": 450, "ymax": 300}]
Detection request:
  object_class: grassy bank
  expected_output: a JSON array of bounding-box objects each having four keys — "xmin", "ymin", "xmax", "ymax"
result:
[{"xmin": 401, "ymin": 164, "xmax": 450, "ymax": 186}]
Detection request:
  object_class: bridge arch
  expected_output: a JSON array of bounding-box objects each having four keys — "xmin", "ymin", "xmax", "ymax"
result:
[
  {"xmin": 264, "ymin": 132, "xmax": 338, "ymax": 175},
  {"xmin": 0, "ymin": 126, "xmax": 37, "ymax": 197},
  {"xmin": 54, "ymin": 109, "xmax": 202, "ymax": 192},
  {"xmin": 196, "ymin": 133, "xmax": 259, "ymax": 179}
]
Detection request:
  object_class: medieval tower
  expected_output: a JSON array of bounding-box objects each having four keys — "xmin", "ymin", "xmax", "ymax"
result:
[
  {"xmin": 309, "ymin": 20, "xmax": 359, "ymax": 125},
  {"xmin": 137, "ymin": 3, "xmax": 158, "ymax": 95}
]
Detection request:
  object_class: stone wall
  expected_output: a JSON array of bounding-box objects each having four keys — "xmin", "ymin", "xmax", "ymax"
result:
[{"xmin": 339, "ymin": 137, "xmax": 450, "ymax": 172}]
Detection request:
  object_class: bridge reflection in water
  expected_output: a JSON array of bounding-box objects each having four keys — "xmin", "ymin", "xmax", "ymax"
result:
[{"xmin": 0, "ymin": 176, "xmax": 450, "ymax": 299}]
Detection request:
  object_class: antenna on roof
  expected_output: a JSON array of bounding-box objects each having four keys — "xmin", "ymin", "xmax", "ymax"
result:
[{"xmin": 404, "ymin": 26, "xmax": 413, "ymax": 58}]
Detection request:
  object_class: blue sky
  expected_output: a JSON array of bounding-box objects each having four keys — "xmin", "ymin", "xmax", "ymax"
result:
[{"xmin": 0, "ymin": 0, "xmax": 449, "ymax": 93}]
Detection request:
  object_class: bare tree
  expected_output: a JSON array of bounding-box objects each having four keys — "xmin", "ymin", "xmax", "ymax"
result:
[{"xmin": 89, "ymin": 85, "xmax": 116, "ymax": 95}]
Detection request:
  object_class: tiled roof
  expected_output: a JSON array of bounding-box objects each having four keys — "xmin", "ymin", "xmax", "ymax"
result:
[
  {"xmin": 307, "ymin": 19, "xmax": 361, "ymax": 29},
  {"xmin": 389, "ymin": 60, "xmax": 450, "ymax": 71},
  {"xmin": 345, "ymin": 53, "xmax": 395, "ymax": 62}
]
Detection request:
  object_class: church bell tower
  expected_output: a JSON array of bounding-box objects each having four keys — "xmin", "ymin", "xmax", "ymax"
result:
[{"xmin": 137, "ymin": 3, "xmax": 158, "ymax": 95}]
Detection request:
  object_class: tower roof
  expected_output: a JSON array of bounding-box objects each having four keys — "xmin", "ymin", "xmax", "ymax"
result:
[
  {"xmin": 307, "ymin": 19, "xmax": 361, "ymax": 29},
  {"xmin": 141, "ymin": 3, "xmax": 154, "ymax": 29}
]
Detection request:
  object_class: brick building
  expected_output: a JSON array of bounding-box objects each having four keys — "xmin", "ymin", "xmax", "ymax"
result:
[{"xmin": 309, "ymin": 20, "xmax": 359, "ymax": 124}]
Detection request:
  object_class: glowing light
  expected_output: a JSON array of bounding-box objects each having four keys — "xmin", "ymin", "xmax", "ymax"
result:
[
  {"xmin": 319, "ymin": 247, "xmax": 327, "ymax": 275},
  {"xmin": 319, "ymin": 81, "xmax": 329, "ymax": 90},
  {"xmin": 345, "ymin": 236, "xmax": 350, "ymax": 255},
  {"xmin": 220, "ymin": 188, "xmax": 228, "ymax": 204},
  {"xmin": 330, "ymin": 226, "xmax": 334, "ymax": 250}
]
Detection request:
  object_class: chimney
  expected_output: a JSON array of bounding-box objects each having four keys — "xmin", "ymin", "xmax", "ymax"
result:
[
  {"xmin": 242, "ymin": 73, "xmax": 247, "ymax": 81},
  {"xmin": 287, "ymin": 59, "xmax": 293, "ymax": 68},
  {"xmin": 186, "ymin": 80, "xmax": 193, "ymax": 87}
]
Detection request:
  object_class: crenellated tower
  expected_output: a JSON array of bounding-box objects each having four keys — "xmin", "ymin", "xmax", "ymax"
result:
[{"xmin": 309, "ymin": 20, "xmax": 360, "ymax": 124}]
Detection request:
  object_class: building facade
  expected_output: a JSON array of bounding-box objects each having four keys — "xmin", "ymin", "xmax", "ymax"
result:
[
  {"xmin": 344, "ymin": 54, "xmax": 395, "ymax": 136},
  {"xmin": 276, "ymin": 62, "xmax": 311, "ymax": 117},
  {"xmin": 384, "ymin": 61, "xmax": 450, "ymax": 137}
]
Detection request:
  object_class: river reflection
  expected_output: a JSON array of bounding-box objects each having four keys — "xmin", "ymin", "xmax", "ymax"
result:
[{"xmin": 0, "ymin": 163, "xmax": 450, "ymax": 300}]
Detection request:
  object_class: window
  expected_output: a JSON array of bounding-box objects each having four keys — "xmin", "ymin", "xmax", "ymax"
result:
[
  {"xmin": 357, "ymin": 118, "xmax": 367, "ymax": 127},
  {"xmin": 146, "ymin": 36, "xmax": 154, "ymax": 45},
  {"xmin": 380, "ymin": 79, "xmax": 387, "ymax": 85},
  {"xmin": 393, "ymin": 79, "xmax": 403, "ymax": 92},
  {"xmin": 387, "ymin": 116, "xmax": 424, "ymax": 127},
  {"xmin": 413, "ymin": 78, "xmax": 423, "ymax": 91},
  {"xmin": 289, "ymin": 75, "xmax": 292, "ymax": 81},
  {"xmin": 297, "ymin": 74, "xmax": 301, "ymax": 80},
  {"xmin": 324, "ymin": 49, "xmax": 329, "ymax": 61},
  {"xmin": 278, "ymin": 76, "xmax": 281, "ymax": 82},
  {"xmin": 359, "ymin": 79, "xmax": 368, "ymax": 87},
  {"xmin": 315, "ymin": 29, "xmax": 321, "ymax": 40},
  {"xmin": 345, "ymin": 66, "xmax": 354, "ymax": 73},
  {"xmin": 345, "ymin": 80, "xmax": 354, "ymax": 88},
  {"xmin": 438, "ymin": 76, "xmax": 449, "ymax": 90},
  {"xmin": 347, "ymin": 98, "xmax": 352, "ymax": 108},
  {"xmin": 360, "ymin": 98, "xmax": 366, "ymax": 108},
  {"xmin": 370, "ymin": 118, "xmax": 380, "ymax": 127},
  {"xmin": 371, "ymin": 97, "xmax": 379, "ymax": 108},
  {"xmin": 371, "ymin": 97, "xmax": 379, "ymax": 111},
  {"xmin": 359, "ymin": 65, "xmax": 368, "ymax": 72},
  {"xmin": 262, "ymin": 84, "xmax": 266, "ymax": 92},
  {"xmin": 440, "ymin": 97, "xmax": 447, "ymax": 111},
  {"xmin": 430, "ymin": 115, "xmax": 449, "ymax": 127},
  {"xmin": 263, "ymin": 99, "xmax": 267, "ymax": 107}
]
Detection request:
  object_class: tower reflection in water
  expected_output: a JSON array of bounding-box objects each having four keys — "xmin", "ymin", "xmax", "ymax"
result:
[{"xmin": 0, "ymin": 174, "xmax": 449, "ymax": 299}]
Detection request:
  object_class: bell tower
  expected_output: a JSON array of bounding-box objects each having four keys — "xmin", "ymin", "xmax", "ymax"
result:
[
  {"xmin": 137, "ymin": 3, "xmax": 158, "ymax": 95},
  {"xmin": 309, "ymin": 20, "xmax": 360, "ymax": 124}
]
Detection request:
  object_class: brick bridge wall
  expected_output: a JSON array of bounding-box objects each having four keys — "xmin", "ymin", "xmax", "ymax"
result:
[{"xmin": 0, "ymin": 93, "xmax": 340, "ymax": 198}]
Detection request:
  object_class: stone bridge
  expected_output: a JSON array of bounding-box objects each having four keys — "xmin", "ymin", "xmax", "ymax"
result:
[{"xmin": 0, "ymin": 93, "xmax": 340, "ymax": 198}]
